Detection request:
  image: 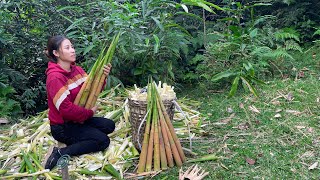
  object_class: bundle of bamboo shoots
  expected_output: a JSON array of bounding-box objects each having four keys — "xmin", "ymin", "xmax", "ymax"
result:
[
  {"xmin": 129, "ymin": 82, "xmax": 176, "ymax": 101},
  {"xmin": 74, "ymin": 33, "xmax": 120, "ymax": 109},
  {"xmin": 137, "ymin": 81, "xmax": 186, "ymax": 173}
]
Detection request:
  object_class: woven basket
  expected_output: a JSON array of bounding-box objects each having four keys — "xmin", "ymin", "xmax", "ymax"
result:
[{"xmin": 128, "ymin": 98, "xmax": 175, "ymax": 151}]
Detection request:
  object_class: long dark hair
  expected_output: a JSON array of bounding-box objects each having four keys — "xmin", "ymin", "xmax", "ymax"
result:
[{"xmin": 46, "ymin": 35, "xmax": 67, "ymax": 62}]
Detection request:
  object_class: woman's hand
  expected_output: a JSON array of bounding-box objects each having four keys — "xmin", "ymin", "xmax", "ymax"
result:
[
  {"xmin": 103, "ymin": 63, "xmax": 112, "ymax": 76},
  {"xmin": 91, "ymin": 106, "xmax": 98, "ymax": 114}
]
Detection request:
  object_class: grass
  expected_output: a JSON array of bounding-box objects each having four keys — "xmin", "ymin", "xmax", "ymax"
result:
[
  {"xmin": 154, "ymin": 71, "xmax": 320, "ymax": 179},
  {"xmin": 2, "ymin": 51, "xmax": 320, "ymax": 179}
]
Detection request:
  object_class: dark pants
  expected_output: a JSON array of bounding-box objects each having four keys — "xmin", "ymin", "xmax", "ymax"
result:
[{"xmin": 50, "ymin": 117, "xmax": 115, "ymax": 156}]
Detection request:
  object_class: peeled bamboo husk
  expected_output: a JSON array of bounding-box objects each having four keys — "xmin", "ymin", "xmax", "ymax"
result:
[{"xmin": 0, "ymin": 85, "xmax": 207, "ymax": 179}]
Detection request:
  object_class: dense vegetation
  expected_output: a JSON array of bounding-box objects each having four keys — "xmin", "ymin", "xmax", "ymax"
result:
[{"xmin": 1, "ymin": 0, "xmax": 320, "ymax": 120}]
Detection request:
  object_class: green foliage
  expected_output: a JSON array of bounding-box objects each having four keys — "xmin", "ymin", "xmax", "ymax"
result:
[
  {"xmin": 0, "ymin": 63, "xmax": 22, "ymax": 118},
  {"xmin": 211, "ymin": 62, "xmax": 265, "ymax": 97},
  {"xmin": 54, "ymin": 0, "xmax": 194, "ymax": 86},
  {"xmin": 1, "ymin": 0, "xmax": 320, "ymax": 118},
  {"xmin": 0, "ymin": 0, "xmax": 71, "ymax": 115},
  {"xmin": 181, "ymin": 0, "xmax": 304, "ymax": 96}
]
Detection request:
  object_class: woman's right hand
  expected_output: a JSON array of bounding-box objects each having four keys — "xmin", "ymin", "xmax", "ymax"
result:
[{"xmin": 91, "ymin": 106, "xmax": 98, "ymax": 114}]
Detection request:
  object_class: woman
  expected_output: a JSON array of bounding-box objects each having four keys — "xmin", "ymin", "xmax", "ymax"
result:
[{"xmin": 44, "ymin": 35, "xmax": 115, "ymax": 170}]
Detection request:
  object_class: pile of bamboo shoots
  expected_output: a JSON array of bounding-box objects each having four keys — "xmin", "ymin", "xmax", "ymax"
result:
[
  {"xmin": 74, "ymin": 33, "xmax": 120, "ymax": 109},
  {"xmin": 0, "ymin": 85, "xmax": 207, "ymax": 179},
  {"xmin": 137, "ymin": 81, "xmax": 186, "ymax": 173}
]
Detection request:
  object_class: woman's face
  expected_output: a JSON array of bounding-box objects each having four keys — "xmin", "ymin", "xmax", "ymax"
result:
[{"xmin": 55, "ymin": 39, "xmax": 76, "ymax": 63}]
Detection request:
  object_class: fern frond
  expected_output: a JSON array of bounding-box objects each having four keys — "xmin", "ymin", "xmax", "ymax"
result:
[
  {"xmin": 251, "ymin": 46, "xmax": 272, "ymax": 56},
  {"xmin": 313, "ymin": 29, "xmax": 320, "ymax": 36},
  {"xmin": 266, "ymin": 48, "xmax": 294, "ymax": 60},
  {"xmin": 275, "ymin": 32, "xmax": 299, "ymax": 42},
  {"xmin": 284, "ymin": 40, "xmax": 302, "ymax": 52}
]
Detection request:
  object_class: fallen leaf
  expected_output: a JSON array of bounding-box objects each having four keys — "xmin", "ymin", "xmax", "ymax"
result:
[
  {"xmin": 227, "ymin": 107, "xmax": 233, "ymax": 113},
  {"xmin": 308, "ymin": 162, "xmax": 318, "ymax": 170},
  {"xmin": 239, "ymin": 103, "xmax": 244, "ymax": 109},
  {"xmin": 271, "ymin": 100, "xmax": 281, "ymax": 105},
  {"xmin": 275, "ymin": 109, "xmax": 282, "ymax": 113},
  {"xmin": 286, "ymin": 110, "xmax": 303, "ymax": 116},
  {"xmin": 307, "ymin": 128, "xmax": 314, "ymax": 133},
  {"xmin": 0, "ymin": 118, "xmax": 8, "ymax": 124},
  {"xmin": 237, "ymin": 122, "xmax": 250, "ymax": 130},
  {"xmin": 300, "ymin": 151, "xmax": 314, "ymax": 158},
  {"xmin": 220, "ymin": 113, "xmax": 235, "ymax": 124},
  {"xmin": 246, "ymin": 158, "xmax": 256, "ymax": 165},
  {"xmin": 298, "ymin": 71, "xmax": 305, "ymax": 78},
  {"xmin": 287, "ymin": 92, "xmax": 294, "ymax": 101},
  {"xmin": 249, "ymin": 105, "xmax": 260, "ymax": 114},
  {"xmin": 274, "ymin": 113, "xmax": 281, "ymax": 118},
  {"xmin": 295, "ymin": 126, "xmax": 305, "ymax": 129},
  {"xmin": 207, "ymin": 148, "xmax": 214, "ymax": 154},
  {"xmin": 317, "ymin": 98, "xmax": 320, "ymax": 103}
]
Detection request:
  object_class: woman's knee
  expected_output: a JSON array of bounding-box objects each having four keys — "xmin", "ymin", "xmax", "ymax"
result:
[
  {"xmin": 98, "ymin": 135, "xmax": 110, "ymax": 150},
  {"xmin": 108, "ymin": 119, "xmax": 116, "ymax": 132}
]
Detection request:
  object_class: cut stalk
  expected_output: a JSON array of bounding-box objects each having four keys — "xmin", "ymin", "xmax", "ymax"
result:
[
  {"xmin": 145, "ymin": 104, "xmax": 155, "ymax": 172},
  {"xmin": 156, "ymin": 91, "xmax": 186, "ymax": 163},
  {"xmin": 158, "ymin": 102, "xmax": 182, "ymax": 167},
  {"xmin": 158, "ymin": 120, "xmax": 168, "ymax": 170},
  {"xmin": 152, "ymin": 84, "xmax": 160, "ymax": 171},
  {"xmin": 137, "ymin": 82, "xmax": 153, "ymax": 173},
  {"xmin": 157, "ymin": 100, "xmax": 174, "ymax": 167}
]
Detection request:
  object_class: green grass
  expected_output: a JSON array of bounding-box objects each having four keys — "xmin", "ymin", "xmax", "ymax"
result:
[{"xmin": 155, "ymin": 73, "xmax": 320, "ymax": 179}]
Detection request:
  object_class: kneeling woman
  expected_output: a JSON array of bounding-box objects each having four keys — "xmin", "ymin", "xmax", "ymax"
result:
[{"xmin": 44, "ymin": 35, "xmax": 115, "ymax": 170}]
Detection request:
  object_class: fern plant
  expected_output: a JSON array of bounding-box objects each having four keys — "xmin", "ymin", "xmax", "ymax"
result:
[
  {"xmin": 211, "ymin": 62, "xmax": 265, "ymax": 97},
  {"xmin": 0, "ymin": 78, "xmax": 22, "ymax": 119}
]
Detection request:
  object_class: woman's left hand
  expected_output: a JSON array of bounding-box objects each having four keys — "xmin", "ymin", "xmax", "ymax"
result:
[{"xmin": 103, "ymin": 63, "xmax": 112, "ymax": 76}]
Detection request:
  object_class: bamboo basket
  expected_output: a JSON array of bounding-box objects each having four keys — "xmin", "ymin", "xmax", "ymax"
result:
[{"xmin": 128, "ymin": 98, "xmax": 175, "ymax": 151}]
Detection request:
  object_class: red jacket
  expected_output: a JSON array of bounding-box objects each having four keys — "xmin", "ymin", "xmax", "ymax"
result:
[{"xmin": 46, "ymin": 61, "xmax": 94, "ymax": 125}]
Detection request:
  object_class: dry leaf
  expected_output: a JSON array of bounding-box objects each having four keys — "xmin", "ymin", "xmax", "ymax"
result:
[
  {"xmin": 274, "ymin": 113, "xmax": 281, "ymax": 118},
  {"xmin": 249, "ymin": 105, "xmax": 260, "ymax": 114},
  {"xmin": 237, "ymin": 122, "xmax": 250, "ymax": 130},
  {"xmin": 227, "ymin": 107, "xmax": 233, "ymax": 113},
  {"xmin": 307, "ymin": 128, "xmax": 314, "ymax": 133},
  {"xmin": 246, "ymin": 158, "xmax": 256, "ymax": 165},
  {"xmin": 239, "ymin": 103, "xmax": 244, "ymax": 109},
  {"xmin": 220, "ymin": 113, "xmax": 235, "ymax": 124},
  {"xmin": 271, "ymin": 100, "xmax": 281, "ymax": 105},
  {"xmin": 295, "ymin": 126, "xmax": 305, "ymax": 129},
  {"xmin": 317, "ymin": 98, "xmax": 320, "ymax": 103},
  {"xmin": 286, "ymin": 110, "xmax": 303, "ymax": 116},
  {"xmin": 0, "ymin": 118, "xmax": 9, "ymax": 124},
  {"xmin": 300, "ymin": 151, "xmax": 314, "ymax": 158},
  {"xmin": 275, "ymin": 109, "xmax": 282, "ymax": 113},
  {"xmin": 308, "ymin": 162, "xmax": 318, "ymax": 170},
  {"xmin": 207, "ymin": 148, "xmax": 215, "ymax": 154},
  {"xmin": 298, "ymin": 71, "xmax": 305, "ymax": 78},
  {"xmin": 287, "ymin": 93, "xmax": 293, "ymax": 101}
]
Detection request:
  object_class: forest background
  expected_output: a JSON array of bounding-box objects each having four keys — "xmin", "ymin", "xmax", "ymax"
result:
[
  {"xmin": 1, "ymin": 0, "xmax": 320, "ymax": 123},
  {"xmin": 2, "ymin": 0, "xmax": 320, "ymax": 179}
]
